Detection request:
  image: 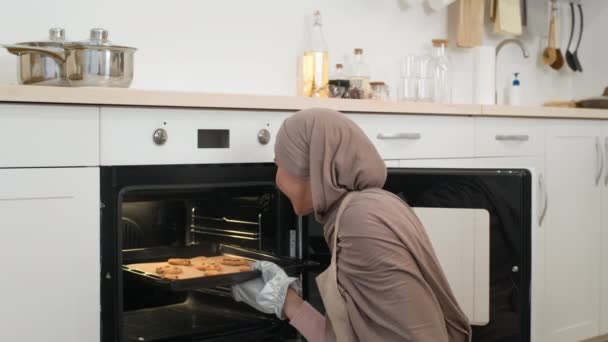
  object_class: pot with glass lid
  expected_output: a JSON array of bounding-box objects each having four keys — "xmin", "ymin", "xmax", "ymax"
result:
[
  {"xmin": 4, "ymin": 28, "xmax": 136, "ymax": 87},
  {"xmin": 3, "ymin": 27, "xmax": 69, "ymax": 86}
]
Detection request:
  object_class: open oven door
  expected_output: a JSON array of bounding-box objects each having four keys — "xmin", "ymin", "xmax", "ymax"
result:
[{"xmin": 303, "ymin": 168, "xmax": 531, "ymax": 342}]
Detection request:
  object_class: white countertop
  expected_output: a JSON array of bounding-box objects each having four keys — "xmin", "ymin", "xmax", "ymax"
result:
[{"xmin": 1, "ymin": 85, "xmax": 607, "ymax": 119}]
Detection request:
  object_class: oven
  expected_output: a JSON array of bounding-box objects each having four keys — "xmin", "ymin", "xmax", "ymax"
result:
[
  {"xmin": 98, "ymin": 107, "xmax": 533, "ymax": 341},
  {"xmin": 100, "ymin": 163, "xmax": 311, "ymax": 342},
  {"xmin": 101, "ymin": 163, "xmax": 532, "ymax": 342}
]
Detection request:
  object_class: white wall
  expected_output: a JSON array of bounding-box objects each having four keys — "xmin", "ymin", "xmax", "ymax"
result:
[{"xmin": 0, "ymin": 0, "xmax": 605, "ymax": 105}]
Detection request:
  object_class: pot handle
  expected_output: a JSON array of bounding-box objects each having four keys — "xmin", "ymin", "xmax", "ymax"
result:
[{"xmin": 2, "ymin": 44, "xmax": 66, "ymax": 62}]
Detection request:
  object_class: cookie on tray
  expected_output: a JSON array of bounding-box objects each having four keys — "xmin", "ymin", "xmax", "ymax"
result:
[
  {"xmin": 155, "ymin": 265, "xmax": 183, "ymax": 275},
  {"xmin": 168, "ymin": 258, "xmax": 191, "ymax": 266}
]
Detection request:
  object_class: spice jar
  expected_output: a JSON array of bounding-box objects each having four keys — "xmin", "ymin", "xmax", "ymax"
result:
[
  {"xmin": 370, "ymin": 82, "xmax": 389, "ymax": 101},
  {"xmin": 328, "ymin": 63, "xmax": 350, "ymax": 98}
]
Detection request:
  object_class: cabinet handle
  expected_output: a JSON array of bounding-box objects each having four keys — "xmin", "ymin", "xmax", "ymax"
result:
[
  {"xmin": 539, "ymin": 173, "xmax": 549, "ymax": 227},
  {"xmin": 495, "ymin": 134, "xmax": 530, "ymax": 142},
  {"xmin": 596, "ymin": 137, "xmax": 604, "ymax": 186},
  {"xmin": 605, "ymin": 138, "xmax": 608, "ymax": 186},
  {"xmin": 377, "ymin": 132, "xmax": 421, "ymax": 140}
]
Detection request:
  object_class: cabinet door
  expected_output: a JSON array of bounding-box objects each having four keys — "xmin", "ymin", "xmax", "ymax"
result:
[
  {"xmin": 0, "ymin": 104, "xmax": 99, "ymax": 167},
  {"xmin": 601, "ymin": 124, "xmax": 608, "ymax": 335},
  {"xmin": 0, "ymin": 168, "xmax": 100, "ymax": 342},
  {"xmin": 543, "ymin": 120, "xmax": 602, "ymax": 342}
]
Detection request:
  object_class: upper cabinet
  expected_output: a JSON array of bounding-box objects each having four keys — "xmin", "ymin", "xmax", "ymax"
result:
[{"xmin": 0, "ymin": 104, "xmax": 99, "ymax": 167}]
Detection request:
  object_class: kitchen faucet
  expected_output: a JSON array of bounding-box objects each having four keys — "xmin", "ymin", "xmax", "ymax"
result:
[{"xmin": 495, "ymin": 39, "xmax": 530, "ymax": 104}]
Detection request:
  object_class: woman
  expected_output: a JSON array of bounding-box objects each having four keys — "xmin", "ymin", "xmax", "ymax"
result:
[{"xmin": 233, "ymin": 108, "xmax": 471, "ymax": 341}]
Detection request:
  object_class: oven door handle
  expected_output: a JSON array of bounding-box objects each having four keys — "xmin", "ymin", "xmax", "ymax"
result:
[{"xmin": 538, "ymin": 172, "xmax": 549, "ymax": 227}]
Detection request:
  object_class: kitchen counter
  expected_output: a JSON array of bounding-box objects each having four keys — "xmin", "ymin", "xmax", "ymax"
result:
[{"xmin": 1, "ymin": 85, "xmax": 607, "ymax": 119}]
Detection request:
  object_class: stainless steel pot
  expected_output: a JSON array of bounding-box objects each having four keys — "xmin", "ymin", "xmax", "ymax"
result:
[
  {"xmin": 5, "ymin": 28, "xmax": 69, "ymax": 86},
  {"xmin": 4, "ymin": 28, "xmax": 136, "ymax": 88}
]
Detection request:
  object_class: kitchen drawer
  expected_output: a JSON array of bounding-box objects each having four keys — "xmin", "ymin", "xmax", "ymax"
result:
[
  {"xmin": 348, "ymin": 114, "xmax": 475, "ymax": 159},
  {"xmin": 100, "ymin": 107, "xmax": 289, "ymax": 165},
  {"xmin": 0, "ymin": 104, "xmax": 99, "ymax": 167},
  {"xmin": 475, "ymin": 117, "xmax": 545, "ymax": 157}
]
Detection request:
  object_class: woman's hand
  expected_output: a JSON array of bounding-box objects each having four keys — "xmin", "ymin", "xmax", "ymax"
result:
[{"xmin": 232, "ymin": 261, "xmax": 301, "ymax": 319}]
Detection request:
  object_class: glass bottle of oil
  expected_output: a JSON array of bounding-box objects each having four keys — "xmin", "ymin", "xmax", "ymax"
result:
[{"xmin": 299, "ymin": 11, "xmax": 329, "ymax": 98}]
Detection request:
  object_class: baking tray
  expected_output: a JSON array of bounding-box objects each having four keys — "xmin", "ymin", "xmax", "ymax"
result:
[{"xmin": 123, "ymin": 244, "xmax": 315, "ymax": 291}]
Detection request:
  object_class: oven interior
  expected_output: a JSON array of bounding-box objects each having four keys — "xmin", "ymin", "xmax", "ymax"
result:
[{"xmin": 118, "ymin": 185, "xmax": 296, "ymax": 342}]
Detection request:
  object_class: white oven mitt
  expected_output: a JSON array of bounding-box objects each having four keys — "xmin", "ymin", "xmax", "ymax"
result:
[{"xmin": 232, "ymin": 260, "xmax": 301, "ymax": 319}]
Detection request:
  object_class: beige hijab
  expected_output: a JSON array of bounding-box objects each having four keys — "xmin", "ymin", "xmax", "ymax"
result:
[
  {"xmin": 274, "ymin": 108, "xmax": 386, "ymax": 224},
  {"xmin": 275, "ymin": 108, "xmax": 471, "ymax": 341}
]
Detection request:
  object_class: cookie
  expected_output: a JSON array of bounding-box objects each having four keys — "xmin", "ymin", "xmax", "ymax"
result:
[
  {"xmin": 155, "ymin": 265, "xmax": 183, "ymax": 275},
  {"xmin": 196, "ymin": 262, "xmax": 222, "ymax": 272},
  {"xmin": 162, "ymin": 273, "xmax": 181, "ymax": 280},
  {"xmin": 168, "ymin": 258, "xmax": 191, "ymax": 266},
  {"xmin": 221, "ymin": 256, "xmax": 247, "ymax": 266}
]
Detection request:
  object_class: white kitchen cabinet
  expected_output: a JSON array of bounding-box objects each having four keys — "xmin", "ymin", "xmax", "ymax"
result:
[
  {"xmin": 348, "ymin": 114, "xmax": 475, "ymax": 160},
  {"xmin": 474, "ymin": 117, "xmax": 545, "ymax": 157},
  {"xmin": 601, "ymin": 123, "xmax": 608, "ymax": 336},
  {"xmin": 0, "ymin": 104, "xmax": 99, "ymax": 167},
  {"xmin": 542, "ymin": 120, "xmax": 602, "ymax": 342},
  {"xmin": 0, "ymin": 167, "xmax": 100, "ymax": 342}
]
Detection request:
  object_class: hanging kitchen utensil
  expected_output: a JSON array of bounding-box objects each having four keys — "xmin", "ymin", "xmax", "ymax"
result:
[
  {"xmin": 542, "ymin": 2, "xmax": 558, "ymax": 66},
  {"xmin": 571, "ymin": 2, "xmax": 584, "ymax": 72},
  {"xmin": 565, "ymin": 2, "xmax": 578, "ymax": 71},
  {"xmin": 550, "ymin": 1, "xmax": 564, "ymax": 70},
  {"xmin": 457, "ymin": 0, "xmax": 485, "ymax": 48}
]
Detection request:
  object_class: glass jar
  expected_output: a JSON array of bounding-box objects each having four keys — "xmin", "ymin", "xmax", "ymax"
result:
[
  {"xmin": 417, "ymin": 55, "xmax": 433, "ymax": 102},
  {"xmin": 430, "ymin": 39, "xmax": 451, "ymax": 103},
  {"xmin": 328, "ymin": 63, "xmax": 350, "ymax": 98},
  {"xmin": 370, "ymin": 82, "xmax": 389, "ymax": 101},
  {"xmin": 348, "ymin": 48, "xmax": 371, "ymax": 99},
  {"xmin": 399, "ymin": 55, "xmax": 419, "ymax": 101}
]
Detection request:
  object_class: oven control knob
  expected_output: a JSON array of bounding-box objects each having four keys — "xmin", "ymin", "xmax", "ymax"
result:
[
  {"xmin": 512, "ymin": 266, "xmax": 519, "ymax": 273},
  {"xmin": 258, "ymin": 129, "xmax": 271, "ymax": 145},
  {"xmin": 153, "ymin": 128, "xmax": 168, "ymax": 145}
]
